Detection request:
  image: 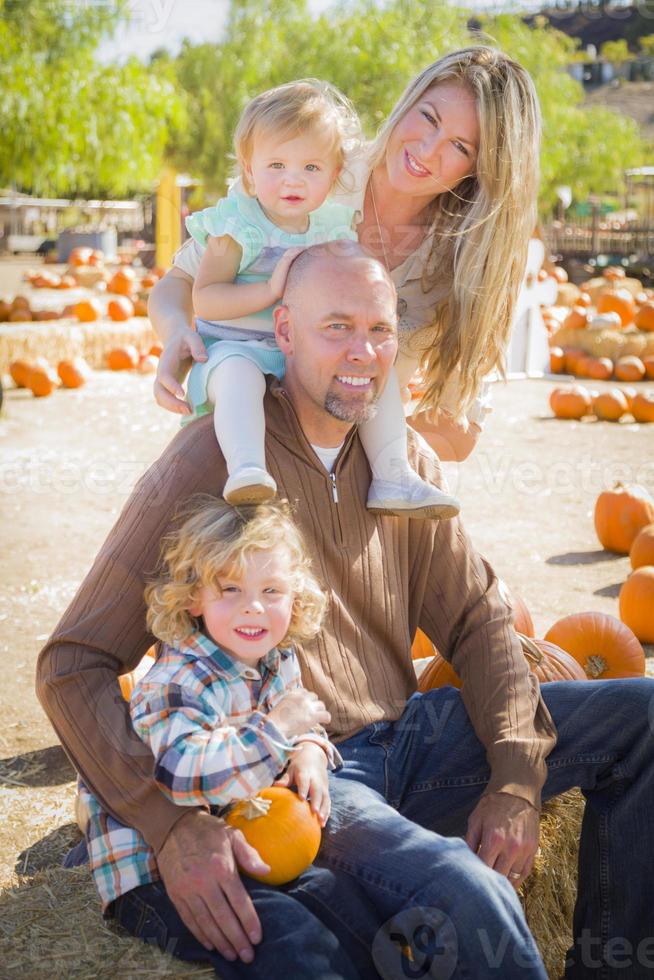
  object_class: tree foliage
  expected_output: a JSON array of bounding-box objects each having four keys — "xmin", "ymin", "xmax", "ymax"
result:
[
  {"xmin": 0, "ymin": 0, "xmax": 185, "ymax": 197},
  {"xmin": 166, "ymin": 0, "xmax": 647, "ymax": 214}
]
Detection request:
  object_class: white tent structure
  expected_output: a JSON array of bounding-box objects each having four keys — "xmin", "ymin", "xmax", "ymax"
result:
[{"xmin": 506, "ymin": 238, "xmax": 557, "ymax": 376}]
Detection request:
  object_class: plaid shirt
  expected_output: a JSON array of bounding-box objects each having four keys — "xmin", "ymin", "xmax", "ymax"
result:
[{"xmin": 79, "ymin": 631, "xmax": 340, "ymax": 911}]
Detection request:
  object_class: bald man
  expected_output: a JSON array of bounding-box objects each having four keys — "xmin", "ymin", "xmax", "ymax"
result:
[{"xmin": 38, "ymin": 244, "xmax": 654, "ymax": 980}]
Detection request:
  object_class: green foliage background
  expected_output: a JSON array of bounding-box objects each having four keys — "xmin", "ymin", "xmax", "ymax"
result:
[{"xmin": 0, "ymin": 0, "xmax": 648, "ymax": 212}]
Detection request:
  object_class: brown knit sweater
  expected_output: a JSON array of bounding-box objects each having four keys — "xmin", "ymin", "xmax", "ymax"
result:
[{"xmin": 36, "ymin": 381, "xmax": 556, "ymax": 855}]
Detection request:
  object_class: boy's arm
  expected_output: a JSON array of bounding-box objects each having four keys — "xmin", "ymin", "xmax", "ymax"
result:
[
  {"xmin": 35, "ymin": 423, "xmax": 226, "ymax": 855},
  {"xmin": 131, "ymin": 680, "xmax": 297, "ymax": 806}
]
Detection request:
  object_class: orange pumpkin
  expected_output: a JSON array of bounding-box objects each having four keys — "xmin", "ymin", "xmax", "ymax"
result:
[
  {"xmin": 519, "ymin": 635, "xmax": 587, "ymax": 683},
  {"xmin": 551, "ymin": 266, "xmax": 568, "ymax": 283},
  {"xmin": 107, "ymin": 345, "xmax": 139, "ymax": 371},
  {"xmin": 643, "ymin": 357, "xmax": 654, "ymax": 380},
  {"xmin": 108, "ymin": 297, "xmax": 135, "ymax": 322},
  {"xmin": 418, "ymin": 652, "xmax": 462, "ymax": 690},
  {"xmin": 107, "ymin": 267, "xmax": 136, "ymax": 296},
  {"xmin": 141, "ymin": 273, "xmax": 159, "ymax": 289},
  {"xmin": 118, "ymin": 649, "xmax": 156, "ymax": 701},
  {"xmin": 635, "ymin": 302, "xmax": 654, "ymax": 332},
  {"xmin": 544, "ymin": 611, "xmax": 645, "ymax": 679},
  {"xmin": 562, "ymin": 349, "xmax": 587, "ymax": 375},
  {"xmin": 418, "ymin": 635, "xmax": 585, "ymax": 692},
  {"xmin": 586, "ymin": 357, "xmax": 613, "ymax": 381},
  {"xmin": 8, "ymin": 308, "xmax": 33, "ymax": 322},
  {"xmin": 549, "ymin": 385, "xmax": 592, "ymax": 420},
  {"xmin": 594, "ymin": 483, "xmax": 654, "ymax": 554},
  {"xmin": 621, "ymin": 386, "xmax": 637, "ymax": 412},
  {"xmin": 549, "ymin": 347, "xmax": 565, "ymax": 373},
  {"xmin": 603, "ymin": 266, "xmax": 626, "ymax": 281},
  {"xmin": 614, "ymin": 356, "xmax": 645, "ymax": 383},
  {"xmin": 577, "ymin": 291, "xmax": 592, "ymax": 308},
  {"xmin": 630, "ymin": 524, "xmax": 654, "ymax": 570},
  {"xmin": 134, "ymin": 298, "xmax": 149, "ymax": 317},
  {"xmin": 411, "ymin": 629, "xmax": 436, "ymax": 660},
  {"xmin": 619, "ymin": 568, "xmax": 654, "ymax": 644},
  {"xmin": 68, "ymin": 246, "xmax": 93, "ymax": 267},
  {"xmin": 9, "ymin": 359, "xmax": 33, "ymax": 388},
  {"xmin": 225, "ymin": 786, "xmax": 321, "ymax": 885},
  {"xmin": 57, "ymin": 357, "xmax": 92, "ymax": 389},
  {"xmin": 597, "ymin": 287, "xmax": 636, "ymax": 327},
  {"xmin": 149, "ymin": 343, "xmax": 163, "ymax": 358},
  {"xmin": 137, "ymin": 354, "xmax": 159, "ymax": 374},
  {"xmin": 74, "ymin": 299, "xmax": 102, "ymax": 323},
  {"xmin": 631, "ymin": 392, "xmax": 654, "ymax": 423},
  {"xmin": 592, "ymin": 389, "xmax": 628, "ymax": 422},
  {"xmin": 498, "ymin": 580, "xmax": 535, "ymax": 637},
  {"xmin": 563, "ymin": 307, "xmax": 589, "ymax": 331},
  {"xmin": 28, "ymin": 363, "xmax": 59, "ymax": 397}
]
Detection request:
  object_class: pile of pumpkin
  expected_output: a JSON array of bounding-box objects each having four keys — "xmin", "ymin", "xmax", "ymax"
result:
[
  {"xmin": 9, "ymin": 343, "xmax": 162, "ymax": 397},
  {"xmin": 595, "ymin": 483, "xmax": 654, "ymax": 646},
  {"xmin": 549, "ymin": 382, "xmax": 654, "ymax": 423},
  {"xmin": 412, "ymin": 579, "xmax": 647, "ymax": 693}
]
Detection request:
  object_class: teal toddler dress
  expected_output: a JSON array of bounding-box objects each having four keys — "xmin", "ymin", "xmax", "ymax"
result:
[{"xmin": 185, "ymin": 188, "xmax": 357, "ymax": 419}]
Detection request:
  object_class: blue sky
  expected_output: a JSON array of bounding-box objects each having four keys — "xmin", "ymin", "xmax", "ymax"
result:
[{"xmin": 97, "ymin": 0, "xmax": 535, "ymax": 63}]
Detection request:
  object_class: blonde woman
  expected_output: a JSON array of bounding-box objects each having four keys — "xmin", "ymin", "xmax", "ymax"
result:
[{"xmin": 151, "ymin": 46, "xmax": 539, "ymax": 464}]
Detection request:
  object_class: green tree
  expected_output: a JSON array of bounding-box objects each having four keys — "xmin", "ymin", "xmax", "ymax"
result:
[
  {"xmin": 638, "ymin": 33, "xmax": 654, "ymax": 57},
  {"xmin": 600, "ymin": 39, "xmax": 631, "ymax": 63},
  {"xmin": 0, "ymin": 0, "xmax": 185, "ymax": 196}
]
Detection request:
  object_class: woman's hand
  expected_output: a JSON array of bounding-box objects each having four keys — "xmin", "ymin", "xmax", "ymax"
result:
[
  {"xmin": 268, "ymin": 247, "xmax": 305, "ymax": 302},
  {"xmin": 275, "ymin": 742, "xmax": 331, "ymax": 827},
  {"xmin": 154, "ymin": 327, "xmax": 208, "ymax": 415}
]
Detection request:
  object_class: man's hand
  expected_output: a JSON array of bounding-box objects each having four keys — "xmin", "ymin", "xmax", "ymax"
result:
[
  {"xmin": 153, "ymin": 327, "xmax": 208, "ymax": 415},
  {"xmin": 465, "ymin": 791, "xmax": 540, "ymax": 889},
  {"xmin": 157, "ymin": 809, "xmax": 270, "ymax": 961},
  {"xmin": 275, "ymin": 742, "xmax": 331, "ymax": 826}
]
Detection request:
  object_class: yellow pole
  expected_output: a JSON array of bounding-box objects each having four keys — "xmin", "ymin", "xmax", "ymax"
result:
[{"xmin": 155, "ymin": 167, "xmax": 181, "ymax": 270}]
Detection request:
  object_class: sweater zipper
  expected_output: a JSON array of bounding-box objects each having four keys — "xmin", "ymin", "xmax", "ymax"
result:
[{"xmin": 330, "ymin": 472, "xmax": 338, "ymax": 503}]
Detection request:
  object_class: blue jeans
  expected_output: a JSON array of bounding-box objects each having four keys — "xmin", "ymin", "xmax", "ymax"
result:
[{"xmin": 326, "ymin": 679, "xmax": 654, "ymax": 980}]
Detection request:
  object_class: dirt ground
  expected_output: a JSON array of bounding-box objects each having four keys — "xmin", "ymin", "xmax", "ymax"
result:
[{"xmin": 0, "ymin": 275, "xmax": 653, "ymax": 975}]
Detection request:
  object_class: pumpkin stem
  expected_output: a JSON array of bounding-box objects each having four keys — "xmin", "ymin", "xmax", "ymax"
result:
[
  {"xmin": 584, "ymin": 655, "xmax": 608, "ymax": 679},
  {"xmin": 239, "ymin": 796, "xmax": 272, "ymax": 820},
  {"xmin": 518, "ymin": 634, "xmax": 543, "ymax": 665}
]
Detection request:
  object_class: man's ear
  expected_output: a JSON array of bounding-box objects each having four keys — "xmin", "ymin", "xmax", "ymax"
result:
[{"xmin": 274, "ymin": 304, "xmax": 293, "ymax": 355}]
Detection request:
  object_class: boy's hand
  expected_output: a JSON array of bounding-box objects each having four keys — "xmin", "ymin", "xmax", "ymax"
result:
[
  {"xmin": 268, "ymin": 247, "xmax": 305, "ymax": 302},
  {"xmin": 275, "ymin": 742, "xmax": 331, "ymax": 826}
]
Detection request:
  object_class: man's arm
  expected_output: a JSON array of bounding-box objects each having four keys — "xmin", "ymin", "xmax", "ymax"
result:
[{"xmin": 35, "ymin": 421, "xmax": 271, "ymax": 959}]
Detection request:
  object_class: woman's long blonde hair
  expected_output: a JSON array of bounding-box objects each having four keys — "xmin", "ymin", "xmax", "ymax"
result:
[{"xmin": 368, "ymin": 46, "xmax": 541, "ymax": 418}]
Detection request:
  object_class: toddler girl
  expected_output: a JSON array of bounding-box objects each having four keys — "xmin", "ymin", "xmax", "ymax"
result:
[{"xmin": 186, "ymin": 78, "xmax": 459, "ymax": 520}]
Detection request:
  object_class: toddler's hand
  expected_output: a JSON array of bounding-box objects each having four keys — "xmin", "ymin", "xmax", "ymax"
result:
[
  {"xmin": 268, "ymin": 247, "xmax": 305, "ymax": 302},
  {"xmin": 275, "ymin": 742, "xmax": 331, "ymax": 826},
  {"xmin": 267, "ymin": 689, "xmax": 330, "ymax": 739}
]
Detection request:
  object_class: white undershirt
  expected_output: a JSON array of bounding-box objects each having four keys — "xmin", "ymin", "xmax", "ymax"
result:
[{"xmin": 310, "ymin": 442, "xmax": 344, "ymax": 473}]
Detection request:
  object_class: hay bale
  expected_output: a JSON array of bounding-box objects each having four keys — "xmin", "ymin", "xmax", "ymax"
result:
[
  {"xmin": 0, "ymin": 864, "xmax": 214, "ymax": 978},
  {"xmin": 0, "ymin": 318, "xmax": 159, "ymax": 374},
  {"xmin": 550, "ymin": 325, "xmax": 654, "ymax": 361},
  {"xmin": 522, "ymin": 788, "xmax": 584, "ymax": 979}
]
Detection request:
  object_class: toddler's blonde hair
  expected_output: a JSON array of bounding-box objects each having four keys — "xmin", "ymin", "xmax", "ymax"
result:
[
  {"xmin": 234, "ymin": 78, "xmax": 360, "ymax": 195},
  {"xmin": 145, "ymin": 495, "xmax": 327, "ymax": 647}
]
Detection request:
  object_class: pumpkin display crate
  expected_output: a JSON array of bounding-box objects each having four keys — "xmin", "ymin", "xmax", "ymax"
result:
[{"xmin": 0, "ymin": 318, "xmax": 158, "ymax": 376}]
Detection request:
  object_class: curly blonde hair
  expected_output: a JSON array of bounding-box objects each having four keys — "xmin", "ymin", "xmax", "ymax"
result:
[
  {"xmin": 145, "ymin": 495, "xmax": 327, "ymax": 647},
  {"xmin": 234, "ymin": 78, "xmax": 361, "ymax": 196},
  {"xmin": 367, "ymin": 46, "xmax": 541, "ymax": 419}
]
